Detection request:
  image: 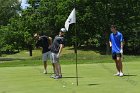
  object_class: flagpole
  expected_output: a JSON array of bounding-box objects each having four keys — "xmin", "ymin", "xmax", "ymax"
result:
[
  {"xmin": 64, "ymin": 1, "xmax": 78, "ymax": 86},
  {"xmin": 74, "ymin": 0, "xmax": 78, "ymax": 86},
  {"xmin": 75, "ymin": 23, "xmax": 78, "ymax": 86}
]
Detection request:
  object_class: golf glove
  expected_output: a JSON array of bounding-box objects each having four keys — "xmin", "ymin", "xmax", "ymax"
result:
[{"xmin": 120, "ymin": 49, "xmax": 123, "ymax": 54}]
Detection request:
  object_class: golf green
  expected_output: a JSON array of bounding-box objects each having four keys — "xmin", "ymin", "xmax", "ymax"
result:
[{"xmin": 0, "ymin": 62, "xmax": 139, "ymax": 93}]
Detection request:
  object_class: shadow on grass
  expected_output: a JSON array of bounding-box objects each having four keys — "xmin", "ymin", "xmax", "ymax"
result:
[
  {"xmin": 62, "ymin": 76, "xmax": 83, "ymax": 78},
  {"xmin": 88, "ymin": 84, "xmax": 100, "ymax": 86},
  {"xmin": 124, "ymin": 74, "xmax": 137, "ymax": 77},
  {"xmin": 0, "ymin": 58, "xmax": 25, "ymax": 61}
]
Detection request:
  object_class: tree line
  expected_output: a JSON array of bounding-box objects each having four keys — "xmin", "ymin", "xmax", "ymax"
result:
[{"xmin": 0, "ymin": 0, "xmax": 140, "ymax": 56}]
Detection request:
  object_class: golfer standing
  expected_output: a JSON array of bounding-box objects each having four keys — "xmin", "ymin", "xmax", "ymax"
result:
[
  {"xmin": 50, "ymin": 28, "xmax": 66, "ymax": 79},
  {"xmin": 109, "ymin": 25, "xmax": 124, "ymax": 77},
  {"xmin": 34, "ymin": 33, "xmax": 52, "ymax": 74}
]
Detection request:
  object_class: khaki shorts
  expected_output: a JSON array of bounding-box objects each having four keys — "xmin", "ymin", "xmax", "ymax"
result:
[
  {"xmin": 50, "ymin": 52, "xmax": 59, "ymax": 63},
  {"xmin": 42, "ymin": 51, "xmax": 50, "ymax": 62}
]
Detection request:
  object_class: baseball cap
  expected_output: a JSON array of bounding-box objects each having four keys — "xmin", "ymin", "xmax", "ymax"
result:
[{"xmin": 60, "ymin": 28, "xmax": 67, "ymax": 33}]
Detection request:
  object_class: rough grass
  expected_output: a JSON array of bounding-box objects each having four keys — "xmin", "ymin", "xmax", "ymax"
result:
[{"xmin": 0, "ymin": 47, "xmax": 140, "ymax": 67}]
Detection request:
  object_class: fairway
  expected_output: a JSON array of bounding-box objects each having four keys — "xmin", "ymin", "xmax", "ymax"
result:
[{"xmin": 0, "ymin": 62, "xmax": 139, "ymax": 93}]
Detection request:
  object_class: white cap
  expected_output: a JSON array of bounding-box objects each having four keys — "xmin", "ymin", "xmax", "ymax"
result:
[{"xmin": 60, "ymin": 28, "xmax": 67, "ymax": 32}]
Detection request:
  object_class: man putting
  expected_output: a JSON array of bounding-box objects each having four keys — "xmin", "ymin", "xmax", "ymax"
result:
[
  {"xmin": 109, "ymin": 25, "xmax": 124, "ymax": 77},
  {"xmin": 50, "ymin": 28, "xmax": 66, "ymax": 79}
]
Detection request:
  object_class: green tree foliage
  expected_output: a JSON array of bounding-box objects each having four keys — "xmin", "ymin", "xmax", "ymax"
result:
[
  {"xmin": 0, "ymin": 0, "xmax": 140, "ymax": 55},
  {"xmin": 0, "ymin": 0, "xmax": 20, "ymax": 25},
  {"xmin": 0, "ymin": 0, "xmax": 20, "ymax": 55}
]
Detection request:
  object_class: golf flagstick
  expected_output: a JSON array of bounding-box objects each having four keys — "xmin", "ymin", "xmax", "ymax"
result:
[
  {"xmin": 74, "ymin": 23, "xmax": 78, "ymax": 86},
  {"xmin": 73, "ymin": 0, "xmax": 78, "ymax": 86},
  {"xmin": 64, "ymin": 6, "xmax": 77, "ymax": 85}
]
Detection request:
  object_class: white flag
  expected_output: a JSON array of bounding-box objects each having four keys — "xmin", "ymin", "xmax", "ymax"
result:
[{"xmin": 65, "ymin": 8, "xmax": 76, "ymax": 31}]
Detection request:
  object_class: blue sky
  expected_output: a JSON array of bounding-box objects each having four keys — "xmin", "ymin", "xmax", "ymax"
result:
[{"xmin": 20, "ymin": 0, "xmax": 30, "ymax": 9}]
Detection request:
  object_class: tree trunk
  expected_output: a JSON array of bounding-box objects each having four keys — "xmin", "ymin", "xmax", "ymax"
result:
[{"xmin": 28, "ymin": 44, "xmax": 32, "ymax": 56}]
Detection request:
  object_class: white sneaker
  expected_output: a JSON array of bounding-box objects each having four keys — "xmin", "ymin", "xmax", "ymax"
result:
[
  {"xmin": 114, "ymin": 72, "xmax": 120, "ymax": 76},
  {"xmin": 50, "ymin": 74, "xmax": 55, "ymax": 78},
  {"xmin": 119, "ymin": 72, "xmax": 124, "ymax": 77},
  {"xmin": 43, "ymin": 70, "xmax": 47, "ymax": 74},
  {"xmin": 53, "ymin": 75, "xmax": 60, "ymax": 79}
]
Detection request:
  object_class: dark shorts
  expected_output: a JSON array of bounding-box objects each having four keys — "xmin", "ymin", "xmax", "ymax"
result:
[{"xmin": 112, "ymin": 53, "xmax": 122, "ymax": 60}]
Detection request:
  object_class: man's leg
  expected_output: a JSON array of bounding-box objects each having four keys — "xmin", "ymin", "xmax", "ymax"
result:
[
  {"xmin": 119, "ymin": 60, "xmax": 123, "ymax": 73},
  {"xmin": 113, "ymin": 53, "xmax": 120, "ymax": 75},
  {"xmin": 50, "ymin": 52, "xmax": 55, "ymax": 73},
  {"xmin": 54, "ymin": 61, "xmax": 62, "ymax": 79},
  {"xmin": 114, "ymin": 59, "xmax": 120, "ymax": 73},
  {"xmin": 116, "ymin": 55, "xmax": 123, "ymax": 76},
  {"xmin": 43, "ymin": 61, "xmax": 47, "ymax": 74},
  {"xmin": 56, "ymin": 56, "xmax": 62, "ymax": 78},
  {"xmin": 52, "ymin": 63, "xmax": 55, "ymax": 74},
  {"xmin": 58, "ymin": 63, "xmax": 62, "ymax": 77},
  {"xmin": 43, "ymin": 53, "xmax": 47, "ymax": 74},
  {"xmin": 53, "ymin": 63, "xmax": 60, "ymax": 79},
  {"xmin": 51, "ymin": 53, "xmax": 59, "ymax": 78},
  {"xmin": 51, "ymin": 53, "xmax": 62, "ymax": 79}
]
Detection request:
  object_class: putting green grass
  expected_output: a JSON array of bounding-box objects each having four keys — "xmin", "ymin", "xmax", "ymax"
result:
[{"xmin": 0, "ymin": 62, "xmax": 139, "ymax": 93}]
